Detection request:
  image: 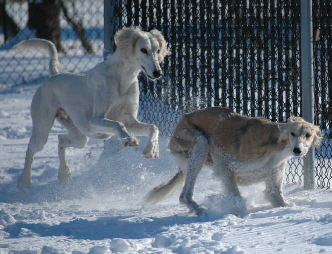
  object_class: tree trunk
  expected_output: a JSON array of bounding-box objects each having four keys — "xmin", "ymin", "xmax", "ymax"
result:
[
  {"xmin": 28, "ymin": 0, "xmax": 65, "ymax": 53},
  {"xmin": 0, "ymin": 2, "xmax": 20, "ymax": 41}
]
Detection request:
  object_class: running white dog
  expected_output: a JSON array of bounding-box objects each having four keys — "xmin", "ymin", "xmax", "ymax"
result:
[
  {"xmin": 15, "ymin": 27, "xmax": 168, "ymax": 192},
  {"xmin": 144, "ymin": 107, "xmax": 322, "ymax": 216}
]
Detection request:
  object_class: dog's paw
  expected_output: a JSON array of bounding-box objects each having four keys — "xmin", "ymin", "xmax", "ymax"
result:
[
  {"xmin": 268, "ymin": 192, "xmax": 288, "ymax": 208},
  {"xmin": 143, "ymin": 141, "xmax": 159, "ymax": 159},
  {"xmin": 121, "ymin": 136, "xmax": 139, "ymax": 147},
  {"xmin": 196, "ymin": 207, "xmax": 208, "ymax": 218},
  {"xmin": 284, "ymin": 200, "xmax": 293, "ymax": 207},
  {"xmin": 230, "ymin": 196, "xmax": 247, "ymax": 215},
  {"xmin": 17, "ymin": 174, "xmax": 31, "ymax": 193},
  {"xmin": 58, "ymin": 165, "xmax": 72, "ymax": 185}
]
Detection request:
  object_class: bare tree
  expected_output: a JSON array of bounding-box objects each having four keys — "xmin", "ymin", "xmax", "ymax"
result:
[
  {"xmin": 2, "ymin": 0, "xmax": 94, "ymax": 54},
  {"xmin": 59, "ymin": 0, "xmax": 93, "ymax": 54}
]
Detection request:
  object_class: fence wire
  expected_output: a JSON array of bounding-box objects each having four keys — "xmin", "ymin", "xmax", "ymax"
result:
[
  {"xmin": 0, "ymin": 0, "xmax": 331, "ymax": 188},
  {"xmin": 110, "ymin": 0, "xmax": 331, "ymax": 188},
  {"xmin": 312, "ymin": 0, "xmax": 332, "ymax": 189},
  {"xmin": 0, "ymin": 0, "xmax": 104, "ymax": 87}
]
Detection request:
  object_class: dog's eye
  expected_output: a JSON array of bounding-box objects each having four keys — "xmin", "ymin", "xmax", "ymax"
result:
[
  {"xmin": 290, "ymin": 132, "xmax": 295, "ymax": 136},
  {"xmin": 140, "ymin": 48, "xmax": 148, "ymax": 54},
  {"xmin": 306, "ymin": 133, "xmax": 311, "ymax": 138},
  {"xmin": 157, "ymin": 49, "xmax": 160, "ymax": 54}
]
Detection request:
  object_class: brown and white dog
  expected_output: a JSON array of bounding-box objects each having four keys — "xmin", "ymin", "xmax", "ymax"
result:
[{"xmin": 144, "ymin": 107, "xmax": 322, "ymax": 216}]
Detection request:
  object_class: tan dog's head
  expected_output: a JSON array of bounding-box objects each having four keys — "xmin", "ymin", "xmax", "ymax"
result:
[
  {"xmin": 114, "ymin": 27, "xmax": 169, "ymax": 80},
  {"xmin": 278, "ymin": 116, "xmax": 322, "ymax": 156}
]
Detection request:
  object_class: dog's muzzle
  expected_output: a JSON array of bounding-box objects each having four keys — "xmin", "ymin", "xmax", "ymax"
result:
[
  {"xmin": 141, "ymin": 66, "xmax": 162, "ymax": 80},
  {"xmin": 293, "ymin": 147, "xmax": 302, "ymax": 156},
  {"xmin": 153, "ymin": 70, "xmax": 162, "ymax": 79}
]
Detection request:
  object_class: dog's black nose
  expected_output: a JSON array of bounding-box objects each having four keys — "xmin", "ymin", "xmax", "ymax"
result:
[
  {"xmin": 293, "ymin": 147, "xmax": 301, "ymax": 155},
  {"xmin": 153, "ymin": 70, "xmax": 162, "ymax": 78}
]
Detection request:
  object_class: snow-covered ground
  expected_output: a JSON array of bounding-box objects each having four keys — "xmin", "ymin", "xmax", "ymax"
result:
[{"xmin": 0, "ymin": 76, "xmax": 332, "ymax": 254}]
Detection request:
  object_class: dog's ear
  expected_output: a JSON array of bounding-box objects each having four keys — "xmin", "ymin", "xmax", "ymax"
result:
[
  {"xmin": 114, "ymin": 27, "xmax": 143, "ymax": 59},
  {"xmin": 312, "ymin": 125, "xmax": 323, "ymax": 148},
  {"xmin": 287, "ymin": 116, "xmax": 304, "ymax": 123},
  {"xmin": 277, "ymin": 123, "xmax": 289, "ymax": 143},
  {"xmin": 149, "ymin": 29, "xmax": 169, "ymax": 62}
]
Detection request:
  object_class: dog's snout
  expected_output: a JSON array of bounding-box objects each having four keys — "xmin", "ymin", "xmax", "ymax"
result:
[
  {"xmin": 153, "ymin": 70, "xmax": 162, "ymax": 78},
  {"xmin": 293, "ymin": 147, "xmax": 302, "ymax": 155}
]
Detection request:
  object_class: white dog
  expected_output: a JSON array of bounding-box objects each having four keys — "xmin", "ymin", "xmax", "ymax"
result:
[
  {"xmin": 15, "ymin": 27, "xmax": 168, "ymax": 192},
  {"xmin": 144, "ymin": 107, "xmax": 322, "ymax": 216}
]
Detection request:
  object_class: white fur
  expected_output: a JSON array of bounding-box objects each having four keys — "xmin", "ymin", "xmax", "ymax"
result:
[{"xmin": 15, "ymin": 27, "xmax": 168, "ymax": 192}]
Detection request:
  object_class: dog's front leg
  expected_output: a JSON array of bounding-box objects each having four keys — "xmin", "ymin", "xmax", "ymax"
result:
[
  {"xmin": 90, "ymin": 116, "xmax": 139, "ymax": 146},
  {"xmin": 264, "ymin": 163, "xmax": 287, "ymax": 207},
  {"xmin": 217, "ymin": 165, "xmax": 247, "ymax": 214},
  {"xmin": 126, "ymin": 120, "xmax": 159, "ymax": 159}
]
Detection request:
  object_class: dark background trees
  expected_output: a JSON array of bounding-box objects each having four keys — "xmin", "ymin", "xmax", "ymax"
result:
[{"xmin": 1, "ymin": 0, "xmax": 93, "ymax": 54}]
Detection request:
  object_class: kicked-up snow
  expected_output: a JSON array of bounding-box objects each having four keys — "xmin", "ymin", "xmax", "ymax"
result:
[{"xmin": 1, "ymin": 83, "xmax": 332, "ymax": 253}]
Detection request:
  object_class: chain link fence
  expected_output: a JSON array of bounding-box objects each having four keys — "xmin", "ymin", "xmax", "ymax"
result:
[
  {"xmin": 1, "ymin": 0, "xmax": 331, "ymax": 188},
  {"xmin": 0, "ymin": 0, "xmax": 104, "ymax": 87},
  {"xmin": 312, "ymin": 1, "xmax": 332, "ymax": 188},
  {"xmin": 109, "ymin": 0, "xmax": 331, "ymax": 188}
]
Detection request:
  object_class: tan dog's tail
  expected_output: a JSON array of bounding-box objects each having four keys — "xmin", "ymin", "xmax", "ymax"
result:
[
  {"xmin": 15, "ymin": 39, "xmax": 60, "ymax": 76},
  {"xmin": 143, "ymin": 170, "xmax": 184, "ymax": 207}
]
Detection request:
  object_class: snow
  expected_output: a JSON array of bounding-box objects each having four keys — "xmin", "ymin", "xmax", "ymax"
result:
[{"xmin": 1, "ymin": 68, "xmax": 332, "ymax": 254}]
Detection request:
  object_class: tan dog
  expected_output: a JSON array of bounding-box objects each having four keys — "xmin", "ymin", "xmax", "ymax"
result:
[{"xmin": 144, "ymin": 107, "xmax": 322, "ymax": 216}]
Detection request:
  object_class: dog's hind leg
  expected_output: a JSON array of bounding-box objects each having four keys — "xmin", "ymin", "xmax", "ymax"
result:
[
  {"xmin": 18, "ymin": 122, "xmax": 54, "ymax": 192},
  {"xmin": 18, "ymin": 89, "xmax": 56, "ymax": 192},
  {"xmin": 56, "ymin": 109, "xmax": 88, "ymax": 185},
  {"xmin": 179, "ymin": 133, "xmax": 209, "ymax": 216}
]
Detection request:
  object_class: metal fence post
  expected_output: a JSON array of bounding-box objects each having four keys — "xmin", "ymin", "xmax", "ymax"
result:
[
  {"xmin": 104, "ymin": 0, "xmax": 117, "ymax": 60},
  {"xmin": 300, "ymin": 0, "xmax": 315, "ymax": 189}
]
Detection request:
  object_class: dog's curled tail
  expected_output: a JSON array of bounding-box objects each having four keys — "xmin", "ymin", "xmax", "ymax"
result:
[
  {"xmin": 143, "ymin": 170, "xmax": 184, "ymax": 207},
  {"xmin": 15, "ymin": 39, "xmax": 60, "ymax": 76}
]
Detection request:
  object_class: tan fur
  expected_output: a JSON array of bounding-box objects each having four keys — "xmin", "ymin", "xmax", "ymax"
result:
[{"xmin": 145, "ymin": 107, "xmax": 322, "ymax": 216}]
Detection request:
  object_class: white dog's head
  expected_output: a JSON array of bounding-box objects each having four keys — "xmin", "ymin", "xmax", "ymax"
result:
[
  {"xmin": 114, "ymin": 27, "xmax": 169, "ymax": 80},
  {"xmin": 278, "ymin": 116, "xmax": 322, "ymax": 156}
]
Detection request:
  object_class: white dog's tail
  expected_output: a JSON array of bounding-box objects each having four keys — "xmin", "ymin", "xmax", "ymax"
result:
[
  {"xmin": 143, "ymin": 170, "xmax": 185, "ymax": 207},
  {"xmin": 15, "ymin": 39, "xmax": 60, "ymax": 76}
]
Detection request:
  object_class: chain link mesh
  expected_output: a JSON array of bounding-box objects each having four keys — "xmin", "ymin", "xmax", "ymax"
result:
[
  {"xmin": 110, "ymin": 0, "xmax": 331, "ymax": 188},
  {"xmin": 312, "ymin": 0, "xmax": 332, "ymax": 189},
  {"xmin": 0, "ymin": 0, "xmax": 331, "ymax": 188},
  {"xmin": 0, "ymin": 0, "xmax": 104, "ymax": 87}
]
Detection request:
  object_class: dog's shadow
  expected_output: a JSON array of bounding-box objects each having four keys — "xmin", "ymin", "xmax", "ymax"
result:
[
  {"xmin": 0, "ymin": 176, "xmax": 89, "ymax": 203},
  {"xmin": 3, "ymin": 212, "xmax": 201, "ymax": 240}
]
